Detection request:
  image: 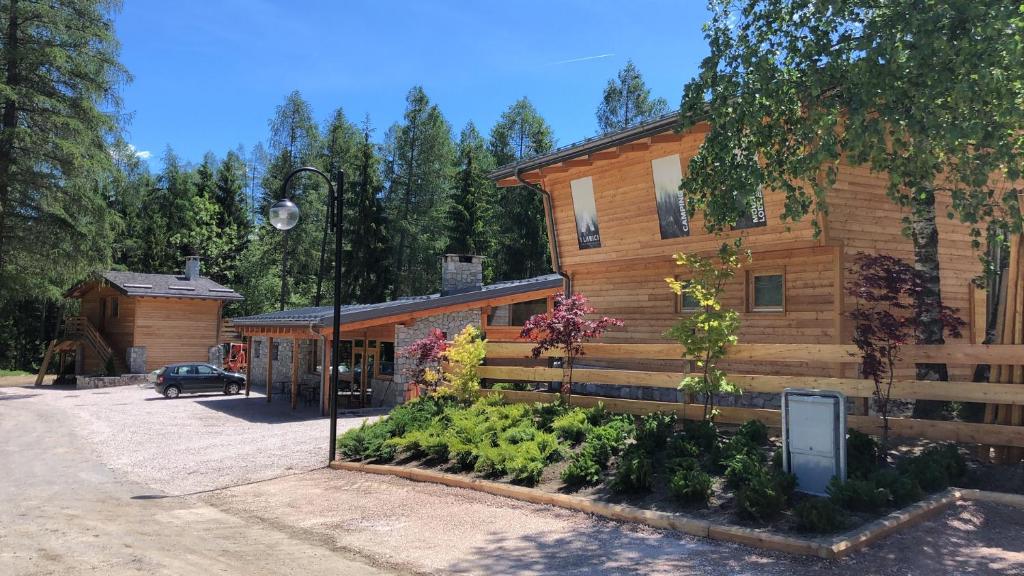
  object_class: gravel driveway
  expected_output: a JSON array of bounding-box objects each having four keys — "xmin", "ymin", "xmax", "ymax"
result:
[{"xmin": 29, "ymin": 384, "xmax": 379, "ymax": 493}]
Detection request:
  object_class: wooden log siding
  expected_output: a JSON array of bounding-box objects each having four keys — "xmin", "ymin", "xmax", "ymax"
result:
[{"xmin": 480, "ymin": 342, "xmax": 1024, "ymax": 450}]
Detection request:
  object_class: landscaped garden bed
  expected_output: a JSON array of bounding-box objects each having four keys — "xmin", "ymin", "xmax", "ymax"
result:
[{"xmin": 337, "ymin": 393, "xmax": 970, "ymax": 537}]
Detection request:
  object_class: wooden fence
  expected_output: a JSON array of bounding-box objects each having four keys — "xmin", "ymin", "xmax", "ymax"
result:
[{"xmin": 478, "ymin": 342, "xmax": 1024, "ymax": 459}]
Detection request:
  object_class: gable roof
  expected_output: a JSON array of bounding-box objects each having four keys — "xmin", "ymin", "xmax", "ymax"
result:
[
  {"xmin": 66, "ymin": 271, "xmax": 244, "ymax": 301},
  {"xmin": 488, "ymin": 112, "xmax": 683, "ymax": 183},
  {"xmin": 231, "ymin": 274, "xmax": 562, "ymax": 328}
]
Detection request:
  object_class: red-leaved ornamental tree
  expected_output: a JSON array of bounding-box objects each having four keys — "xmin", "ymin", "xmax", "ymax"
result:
[
  {"xmin": 399, "ymin": 328, "xmax": 449, "ymax": 396},
  {"xmin": 520, "ymin": 292, "xmax": 623, "ymax": 401},
  {"xmin": 846, "ymin": 253, "xmax": 965, "ymax": 455}
]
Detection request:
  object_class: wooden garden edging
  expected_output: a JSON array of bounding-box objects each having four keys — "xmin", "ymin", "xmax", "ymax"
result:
[
  {"xmin": 329, "ymin": 460, "xmax": 1005, "ymax": 559},
  {"xmin": 481, "ymin": 342, "xmax": 1024, "ymax": 451}
]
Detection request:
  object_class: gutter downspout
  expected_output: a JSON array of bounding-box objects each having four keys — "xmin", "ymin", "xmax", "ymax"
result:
[{"xmin": 515, "ymin": 166, "xmax": 571, "ymax": 295}]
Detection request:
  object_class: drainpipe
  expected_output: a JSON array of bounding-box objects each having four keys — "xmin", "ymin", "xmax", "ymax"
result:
[{"xmin": 514, "ymin": 167, "xmax": 571, "ymax": 295}]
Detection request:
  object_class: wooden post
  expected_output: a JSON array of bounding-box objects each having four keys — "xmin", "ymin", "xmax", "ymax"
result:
[
  {"xmin": 35, "ymin": 340, "xmax": 56, "ymax": 386},
  {"xmin": 291, "ymin": 337, "xmax": 299, "ymax": 410},
  {"xmin": 244, "ymin": 335, "xmax": 252, "ymax": 397},
  {"xmin": 266, "ymin": 336, "xmax": 274, "ymax": 402}
]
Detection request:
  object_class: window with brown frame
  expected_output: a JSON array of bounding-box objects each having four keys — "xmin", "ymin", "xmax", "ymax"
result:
[
  {"xmin": 748, "ymin": 270, "xmax": 785, "ymax": 312},
  {"xmin": 672, "ymin": 278, "xmax": 701, "ymax": 313}
]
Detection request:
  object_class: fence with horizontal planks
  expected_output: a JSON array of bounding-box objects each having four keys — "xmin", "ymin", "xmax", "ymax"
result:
[{"xmin": 478, "ymin": 342, "xmax": 1024, "ymax": 461}]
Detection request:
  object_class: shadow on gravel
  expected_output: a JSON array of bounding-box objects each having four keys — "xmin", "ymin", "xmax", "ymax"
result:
[
  {"xmin": 447, "ymin": 502, "xmax": 1024, "ymax": 576},
  {"xmin": 0, "ymin": 393, "xmax": 40, "ymax": 401}
]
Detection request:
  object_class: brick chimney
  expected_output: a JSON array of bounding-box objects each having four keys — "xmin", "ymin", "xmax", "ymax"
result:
[
  {"xmin": 184, "ymin": 256, "xmax": 201, "ymax": 281},
  {"xmin": 441, "ymin": 254, "xmax": 483, "ymax": 296}
]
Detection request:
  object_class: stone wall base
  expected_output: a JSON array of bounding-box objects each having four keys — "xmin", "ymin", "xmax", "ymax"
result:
[{"xmin": 77, "ymin": 373, "xmax": 151, "ymax": 390}]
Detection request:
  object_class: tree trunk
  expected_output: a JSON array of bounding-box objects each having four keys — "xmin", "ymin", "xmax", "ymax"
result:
[{"xmin": 910, "ymin": 187, "xmax": 950, "ymax": 419}]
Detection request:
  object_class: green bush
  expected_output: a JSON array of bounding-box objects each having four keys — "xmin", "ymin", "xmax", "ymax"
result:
[
  {"xmin": 561, "ymin": 451, "xmax": 602, "ymax": 487},
  {"xmin": 666, "ymin": 434, "xmax": 700, "ymax": 460},
  {"xmin": 827, "ymin": 477, "xmax": 891, "ymax": 512},
  {"xmin": 869, "ymin": 469, "xmax": 923, "ymax": 507},
  {"xmin": 587, "ymin": 402, "xmax": 612, "ymax": 426},
  {"xmin": 794, "ymin": 498, "xmax": 848, "ymax": 533},
  {"xmin": 584, "ymin": 419, "xmax": 633, "ymax": 466},
  {"xmin": 722, "ymin": 452, "xmax": 763, "ymax": 488},
  {"xmin": 896, "ymin": 445, "xmax": 965, "ymax": 493},
  {"xmin": 721, "ymin": 434, "xmax": 759, "ymax": 461},
  {"xmin": 337, "ymin": 422, "xmax": 371, "ymax": 459},
  {"xmin": 736, "ymin": 470, "xmax": 791, "ymax": 522},
  {"xmin": 490, "ymin": 382, "xmax": 530, "ymax": 391},
  {"xmin": 683, "ymin": 420, "xmax": 720, "ymax": 454},
  {"xmin": 846, "ymin": 429, "xmax": 880, "ymax": 479},
  {"xmin": 610, "ymin": 445, "xmax": 654, "ymax": 493},
  {"xmin": 533, "ymin": 401, "xmax": 569, "ymax": 429},
  {"xmin": 635, "ymin": 412, "xmax": 677, "ymax": 452},
  {"xmin": 770, "ymin": 447, "xmax": 783, "ymax": 470},
  {"xmin": 668, "ymin": 458, "xmax": 712, "ymax": 504},
  {"xmin": 736, "ymin": 419, "xmax": 769, "ymax": 445},
  {"xmin": 551, "ymin": 408, "xmax": 592, "ymax": 443}
]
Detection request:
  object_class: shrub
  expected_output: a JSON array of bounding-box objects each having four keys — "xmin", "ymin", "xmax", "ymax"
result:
[
  {"xmin": 337, "ymin": 422, "xmax": 370, "ymax": 459},
  {"xmin": 584, "ymin": 419, "xmax": 633, "ymax": 466},
  {"xmin": 437, "ymin": 325, "xmax": 486, "ymax": 403},
  {"xmin": 770, "ymin": 447, "xmax": 783, "ymax": 470},
  {"xmin": 551, "ymin": 408, "xmax": 592, "ymax": 443},
  {"xmin": 490, "ymin": 382, "xmax": 529, "ymax": 391},
  {"xmin": 827, "ymin": 477, "xmax": 890, "ymax": 512},
  {"xmin": 722, "ymin": 452, "xmax": 763, "ymax": 488},
  {"xmin": 897, "ymin": 445, "xmax": 965, "ymax": 493},
  {"xmin": 561, "ymin": 451, "xmax": 603, "ymax": 487},
  {"xmin": 683, "ymin": 419, "xmax": 720, "ymax": 454},
  {"xmin": 668, "ymin": 459, "xmax": 713, "ymax": 504},
  {"xmin": 736, "ymin": 470, "xmax": 791, "ymax": 522},
  {"xmin": 666, "ymin": 434, "xmax": 700, "ymax": 460},
  {"xmin": 794, "ymin": 498, "xmax": 848, "ymax": 533},
  {"xmin": 721, "ymin": 434, "xmax": 759, "ymax": 461},
  {"xmin": 587, "ymin": 402, "xmax": 611, "ymax": 426},
  {"xmin": 846, "ymin": 429, "xmax": 880, "ymax": 479},
  {"xmin": 635, "ymin": 412, "xmax": 677, "ymax": 452},
  {"xmin": 610, "ymin": 445, "xmax": 654, "ymax": 493},
  {"xmin": 870, "ymin": 469, "xmax": 923, "ymax": 507},
  {"xmin": 736, "ymin": 419, "xmax": 769, "ymax": 445},
  {"xmin": 534, "ymin": 401, "xmax": 569, "ymax": 430}
]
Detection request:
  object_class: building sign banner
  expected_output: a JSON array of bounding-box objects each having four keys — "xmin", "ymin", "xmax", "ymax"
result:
[
  {"xmin": 732, "ymin": 187, "xmax": 768, "ymax": 230},
  {"xmin": 651, "ymin": 155, "xmax": 690, "ymax": 239},
  {"xmin": 570, "ymin": 176, "xmax": 602, "ymax": 250}
]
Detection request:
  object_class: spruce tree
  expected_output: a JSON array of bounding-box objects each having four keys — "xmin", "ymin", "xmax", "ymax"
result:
[
  {"xmin": 383, "ymin": 86, "xmax": 454, "ymax": 296},
  {"xmin": 345, "ymin": 121, "xmax": 391, "ymax": 303},
  {"xmin": 447, "ymin": 122, "xmax": 494, "ymax": 259},
  {"xmin": 0, "ymin": 0, "xmax": 128, "ymax": 298},
  {"xmin": 596, "ymin": 60, "xmax": 669, "ymax": 134},
  {"xmin": 488, "ymin": 98, "xmax": 554, "ymax": 280}
]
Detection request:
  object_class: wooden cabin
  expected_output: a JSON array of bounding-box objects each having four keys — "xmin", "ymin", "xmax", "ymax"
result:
[
  {"xmin": 233, "ymin": 255, "xmax": 560, "ymax": 413},
  {"xmin": 490, "ymin": 115, "xmax": 989, "ymax": 383},
  {"xmin": 50, "ymin": 257, "xmax": 243, "ymax": 377}
]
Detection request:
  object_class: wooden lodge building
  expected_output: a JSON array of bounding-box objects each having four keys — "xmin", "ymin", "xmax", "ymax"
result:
[
  {"xmin": 43, "ymin": 257, "xmax": 243, "ymax": 380},
  {"xmin": 490, "ymin": 113, "xmax": 990, "ymax": 385},
  {"xmin": 232, "ymin": 255, "xmax": 561, "ymax": 413}
]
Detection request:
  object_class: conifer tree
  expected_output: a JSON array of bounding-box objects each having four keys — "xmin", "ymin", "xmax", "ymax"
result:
[
  {"xmin": 345, "ymin": 121, "xmax": 391, "ymax": 303},
  {"xmin": 488, "ymin": 98, "xmax": 554, "ymax": 280},
  {"xmin": 447, "ymin": 122, "xmax": 494, "ymax": 259},
  {"xmin": 596, "ymin": 60, "xmax": 669, "ymax": 134},
  {"xmin": 383, "ymin": 86, "xmax": 454, "ymax": 296},
  {"xmin": 0, "ymin": 0, "xmax": 128, "ymax": 298}
]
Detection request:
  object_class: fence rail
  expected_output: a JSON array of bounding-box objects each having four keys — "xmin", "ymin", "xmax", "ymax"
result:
[{"xmin": 480, "ymin": 342, "xmax": 1024, "ymax": 452}]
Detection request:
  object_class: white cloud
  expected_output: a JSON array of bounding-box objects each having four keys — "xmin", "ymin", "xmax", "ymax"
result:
[{"xmin": 129, "ymin": 145, "xmax": 152, "ymax": 160}]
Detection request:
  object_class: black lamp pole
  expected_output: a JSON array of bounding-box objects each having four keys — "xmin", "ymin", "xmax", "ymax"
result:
[{"xmin": 273, "ymin": 166, "xmax": 344, "ymax": 463}]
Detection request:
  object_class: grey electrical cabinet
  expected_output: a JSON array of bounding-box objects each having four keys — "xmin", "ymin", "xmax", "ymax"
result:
[{"xmin": 782, "ymin": 389, "xmax": 847, "ymax": 496}]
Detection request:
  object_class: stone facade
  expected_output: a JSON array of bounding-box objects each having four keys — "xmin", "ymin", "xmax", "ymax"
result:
[
  {"xmin": 390, "ymin": 309, "xmax": 481, "ymax": 407},
  {"xmin": 77, "ymin": 373, "xmax": 150, "ymax": 390},
  {"xmin": 249, "ymin": 337, "xmax": 323, "ymax": 393},
  {"xmin": 126, "ymin": 346, "xmax": 147, "ymax": 374},
  {"xmin": 440, "ymin": 254, "xmax": 483, "ymax": 296}
]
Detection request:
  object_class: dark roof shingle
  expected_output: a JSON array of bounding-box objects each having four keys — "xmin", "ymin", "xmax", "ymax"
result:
[{"xmin": 68, "ymin": 271, "xmax": 243, "ymax": 301}]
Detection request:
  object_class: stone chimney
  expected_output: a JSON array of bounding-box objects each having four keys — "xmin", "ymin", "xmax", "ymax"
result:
[
  {"xmin": 440, "ymin": 254, "xmax": 483, "ymax": 296},
  {"xmin": 184, "ymin": 256, "xmax": 201, "ymax": 281}
]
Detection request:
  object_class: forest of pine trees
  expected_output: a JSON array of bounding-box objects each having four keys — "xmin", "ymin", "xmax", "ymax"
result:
[{"xmin": 0, "ymin": 1, "xmax": 669, "ymax": 371}]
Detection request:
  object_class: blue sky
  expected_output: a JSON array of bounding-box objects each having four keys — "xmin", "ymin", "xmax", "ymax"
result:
[{"xmin": 115, "ymin": 1, "xmax": 711, "ymax": 168}]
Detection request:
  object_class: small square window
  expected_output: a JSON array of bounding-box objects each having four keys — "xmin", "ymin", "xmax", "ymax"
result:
[
  {"xmin": 271, "ymin": 342, "xmax": 280, "ymax": 361},
  {"xmin": 673, "ymin": 279, "xmax": 701, "ymax": 313},
  {"xmin": 751, "ymin": 273, "xmax": 784, "ymax": 312},
  {"xmin": 253, "ymin": 341, "xmax": 262, "ymax": 358}
]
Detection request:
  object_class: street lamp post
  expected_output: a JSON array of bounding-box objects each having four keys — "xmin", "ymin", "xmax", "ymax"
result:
[{"xmin": 269, "ymin": 166, "xmax": 344, "ymax": 463}]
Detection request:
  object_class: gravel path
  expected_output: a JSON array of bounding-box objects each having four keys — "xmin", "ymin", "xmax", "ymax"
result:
[
  {"xmin": 23, "ymin": 384, "xmax": 379, "ymax": 493},
  {"xmin": 209, "ymin": 469, "xmax": 1024, "ymax": 575}
]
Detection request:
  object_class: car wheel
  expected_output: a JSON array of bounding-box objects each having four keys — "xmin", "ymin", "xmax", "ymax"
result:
[
  {"xmin": 163, "ymin": 385, "xmax": 181, "ymax": 399},
  {"xmin": 225, "ymin": 382, "xmax": 240, "ymax": 395}
]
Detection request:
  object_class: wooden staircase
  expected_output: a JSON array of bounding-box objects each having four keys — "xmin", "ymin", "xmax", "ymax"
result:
[{"xmin": 36, "ymin": 316, "xmax": 126, "ymax": 384}]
